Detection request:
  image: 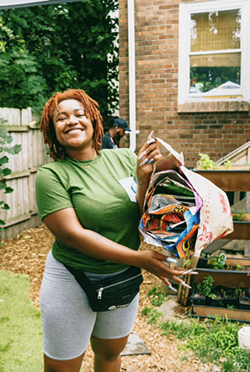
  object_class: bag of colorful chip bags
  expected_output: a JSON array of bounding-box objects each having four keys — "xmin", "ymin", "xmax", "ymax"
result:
[{"xmin": 139, "ymin": 138, "xmax": 233, "ymax": 267}]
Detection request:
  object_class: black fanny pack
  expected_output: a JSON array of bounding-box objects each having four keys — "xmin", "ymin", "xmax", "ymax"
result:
[{"xmin": 64, "ymin": 265, "xmax": 143, "ymax": 312}]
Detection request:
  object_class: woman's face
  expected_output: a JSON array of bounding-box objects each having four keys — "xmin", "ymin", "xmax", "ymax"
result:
[{"xmin": 52, "ymin": 99, "xmax": 94, "ymax": 152}]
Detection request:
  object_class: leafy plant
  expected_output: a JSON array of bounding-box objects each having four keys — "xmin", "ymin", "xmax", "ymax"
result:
[
  {"xmin": 142, "ymin": 302, "xmax": 250, "ymax": 372},
  {"xmin": 196, "ymin": 153, "xmax": 219, "ymax": 170},
  {"xmin": 208, "ymin": 255, "xmax": 226, "ymax": 270},
  {"xmin": 232, "ymin": 211, "xmax": 249, "ymax": 221},
  {"xmin": 235, "ymin": 287, "xmax": 243, "ymax": 297},
  {"xmin": 184, "ymin": 258, "xmax": 191, "ymax": 269},
  {"xmin": 224, "ymin": 160, "xmax": 232, "ymax": 170},
  {"xmin": 0, "ymin": 120, "xmax": 22, "ymax": 237},
  {"xmin": 141, "ymin": 306, "xmax": 162, "ymax": 324},
  {"xmin": 142, "ymin": 286, "xmax": 250, "ymax": 370},
  {"xmin": 197, "ymin": 275, "xmax": 216, "ymax": 299},
  {"xmin": 236, "ymin": 263, "xmax": 244, "ymax": 271},
  {"xmin": 147, "ymin": 286, "xmax": 169, "ymax": 306}
]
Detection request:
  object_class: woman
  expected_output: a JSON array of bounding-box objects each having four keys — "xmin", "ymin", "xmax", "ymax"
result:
[{"xmin": 35, "ymin": 89, "xmax": 190, "ymax": 372}]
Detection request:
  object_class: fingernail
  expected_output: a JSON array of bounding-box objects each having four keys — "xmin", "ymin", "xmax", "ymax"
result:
[
  {"xmin": 168, "ymin": 285, "xmax": 177, "ymax": 292},
  {"xmin": 147, "ymin": 138, "xmax": 155, "ymax": 145},
  {"xmin": 147, "ymin": 131, "xmax": 154, "ymax": 140},
  {"xmin": 138, "ymin": 150, "xmax": 147, "ymax": 160},
  {"xmin": 183, "ymin": 269, "xmax": 193, "ymax": 275},
  {"xmin": 166, "ymin": 257, "xmax": 177, "ymax": 263},
  {"xmin": 140, "ymin": 158, "xmax": 148, "ymax": 166},
  {"xmin": 181, "ymin": 282, "xmax": 192, "ymax": 289},
  {"xmin": 147, "ymin": 159, "xmax": 154, "ymax": 165}
]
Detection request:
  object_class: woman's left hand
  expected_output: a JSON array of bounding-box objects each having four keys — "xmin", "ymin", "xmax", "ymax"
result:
[
  {"xmin": 136, "ymin": 136, "xmax": 163, "ymax": 215},
  {"xmin": 137, "ymin": 137, "xmax": 163, "ymax": 175}
]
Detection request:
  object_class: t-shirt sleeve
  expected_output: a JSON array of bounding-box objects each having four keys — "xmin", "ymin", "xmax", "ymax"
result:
[
  {"xmin": 35, "ymin": 166, "xmax": 73, "ymax": 220},
  {"xmin": 130, "ymin": 150, "xmax": 137, "ymax": 178}
]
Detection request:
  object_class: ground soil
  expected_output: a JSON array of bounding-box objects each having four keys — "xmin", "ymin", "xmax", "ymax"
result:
[{"xmin": 0, "ymin": 224, "xmax": 218, "ymax": 372}]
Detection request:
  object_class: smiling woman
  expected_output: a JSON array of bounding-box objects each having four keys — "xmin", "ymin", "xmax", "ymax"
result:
[{"xmin": 35, "ymin": 88, "xmax": 191, "ymax": 372}]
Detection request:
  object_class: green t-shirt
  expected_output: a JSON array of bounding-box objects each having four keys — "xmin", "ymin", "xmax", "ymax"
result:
[{"xmin": 35, "ymin": 149, "xmax": 141, "ymax": 273}]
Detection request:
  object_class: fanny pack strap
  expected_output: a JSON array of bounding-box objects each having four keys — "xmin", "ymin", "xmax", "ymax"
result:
[{"xmin": 64, "ymin": 264, "xmax": 91, "ymax": 290}]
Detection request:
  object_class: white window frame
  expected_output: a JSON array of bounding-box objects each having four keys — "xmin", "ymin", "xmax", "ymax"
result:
[{"xmin": 178, "ymin": 0, "xmax": 250, "ymax": 106}]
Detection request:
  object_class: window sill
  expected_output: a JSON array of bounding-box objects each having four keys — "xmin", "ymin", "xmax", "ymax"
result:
[{"xmin": 177, "ymin": 100, "xmax": 249, "ymax": 114}]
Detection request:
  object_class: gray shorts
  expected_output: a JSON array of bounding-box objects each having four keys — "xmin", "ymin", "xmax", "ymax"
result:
[{"xmin": 40, "ymin": 251, "xmax": 139, "ymax": 361}]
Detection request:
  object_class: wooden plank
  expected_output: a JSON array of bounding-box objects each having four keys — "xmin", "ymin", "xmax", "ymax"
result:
[
  {"xmin": 195, "ymin": 170, "xmax": 250, "ymax": 191},
  {"xmin": 192, "ymin": 305, "xmax": 250, "ymax": 322},
  {"xmin": 245, "ymin": 192, "xmax": 250, "ymax": 256},
  {"xmin": 21, "ymin": 107, "xmax": 32, "ymax": 125},
  {"xmin": 0, "ymin": 108, "xmax": 20, "ymax": 125},
  {"xmin": 5, "ymin": 126, "xmax": 29, "ymax": 132},
  {"xmin": 224, "ymin": 222, "xmax": 250, "ymax": 240}
]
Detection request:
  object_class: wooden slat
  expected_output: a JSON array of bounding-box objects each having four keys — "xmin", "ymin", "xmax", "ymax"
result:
[
  {"xmin": 195, "ymin": 170, "xmax": 250, "ymax": 191},
  {"xmin": 223, "ymin": 222, "xmax": 250, "ymax": 240},
  {"xmin": 0, "ymin": 107, "xmax": 48, "ymax": 239}
]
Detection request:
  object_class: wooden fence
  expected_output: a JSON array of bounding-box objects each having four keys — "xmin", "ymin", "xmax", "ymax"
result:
[{"xmin": 0, "ymin": 107, "xmax": 49, "ymax": 239}]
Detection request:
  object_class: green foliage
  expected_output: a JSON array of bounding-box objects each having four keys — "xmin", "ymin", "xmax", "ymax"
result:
[
  {"xmin": 196, "ymin": 153, "xmax": 219, "ymax": 170},
  {"xmin": 142, "ymin": 302, "xmax": 250, "ymax": 372},
  {"xmin": 208, "ymin": 255, "xmax": 226, "ymax": 270},
  {"xmin": 235, "ymin": 287, "xmax": 243, "ymax": 297},
  {"xmin": 0, "ymin": 17, "xmax": 48, "ymax": 110},
  {"xmin": 197, "ymin": 275, "xmax": 215, "ymax": 298},
  {"xmin": 232, "ymin": 210, "xmax": 249, "ymax": 221},
  {"xmin": 225, "ymin": 160, "xmax": 232, "ymax": 170},
  {"xmin": 0, "ymin": 270, "xmax": 43, "ymax": 371},
  {"xmin": 141, "ymin": 306, "xmax": 162, "ymax": 324},
  {"xmin": 184, "ymin": 258, "xmax": 191, "ymax": 268},
  {"xmin": 0, "ymin": 120, "xmax": 22, "ymax": 233},
  {"xmin": 190, "ymin": 66, "xmax": 241, "ymax": 93},
  {"xmin": 147, "ymin": 286, "xmax": 169, "ymax": 306},
  {"xmin": 0, "ymin": 0, "xmax": 119, "ymax": 115},
  {"xmin": 236, "ymin": 263, "xmax": 244, "ymax": 271}
]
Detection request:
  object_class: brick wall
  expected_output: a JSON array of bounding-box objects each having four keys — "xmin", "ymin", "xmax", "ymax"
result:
[{"xmin": 119, "ymin": 0, "xmax": 250, "ymax": 168}]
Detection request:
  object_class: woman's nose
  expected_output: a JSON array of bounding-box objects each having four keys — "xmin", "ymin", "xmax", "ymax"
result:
[{"xmin": 68, "ymin": 115, "xmax": 78, "ymax": 124}]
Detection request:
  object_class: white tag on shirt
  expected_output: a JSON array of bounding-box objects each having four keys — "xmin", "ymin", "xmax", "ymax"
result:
[{"xmin": 118, "ymin": 177, "xmax": 137, "ymax": 203}]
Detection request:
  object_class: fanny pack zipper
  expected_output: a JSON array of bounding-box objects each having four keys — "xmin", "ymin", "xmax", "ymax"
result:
[{"xmin": 97, "ymin": 273, "xmax": 142, "ymax": 300}]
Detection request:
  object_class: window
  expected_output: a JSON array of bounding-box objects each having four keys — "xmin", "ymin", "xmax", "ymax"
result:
[{"xmin": 178, "ymin": 0, "xmax": 250, "ymax": 106}]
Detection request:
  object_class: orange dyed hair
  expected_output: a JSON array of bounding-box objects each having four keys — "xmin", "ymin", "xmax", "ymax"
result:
[{"xmin": 40, "ymin": 89, "xmax": 104, "ymax": 161}]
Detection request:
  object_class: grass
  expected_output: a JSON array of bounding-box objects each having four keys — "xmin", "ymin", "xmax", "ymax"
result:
[
  {"xmin": 0, "ymin": 270, "xmax": 43, "ymax": 372},
  {"xmin": 142, "ymin": 286, "xmax": 250, "ymax": 372}
]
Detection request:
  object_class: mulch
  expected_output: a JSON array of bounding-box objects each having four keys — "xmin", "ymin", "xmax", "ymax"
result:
[{"xmin": 0, "ymin": 224, "xmax": 217, "ymax": 372}]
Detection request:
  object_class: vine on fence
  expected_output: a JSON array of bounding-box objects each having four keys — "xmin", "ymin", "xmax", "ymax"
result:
[{"xmin": 0, "ymin": 118, "xmax": 22, "ymax": 239}]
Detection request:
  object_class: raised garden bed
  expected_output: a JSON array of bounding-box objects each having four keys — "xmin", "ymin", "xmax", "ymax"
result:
[
  {"xmin": 196, "ymin": 257, "xmax": 250, "ymax": 289},
  {"xmin": 194, "ymin": 168, "xmax": 250, "ymax": 192},
  {"xmin": 190, "ymin": 304, "xmax": 250, "ymax": 323}
]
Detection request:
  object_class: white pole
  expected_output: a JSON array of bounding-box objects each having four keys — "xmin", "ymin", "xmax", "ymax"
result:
[{"xmin": 127, "ymin": 0, "xmax": 137, "ymax": 152}]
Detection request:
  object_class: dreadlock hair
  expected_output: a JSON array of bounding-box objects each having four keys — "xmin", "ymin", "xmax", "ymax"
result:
[{"xmin": 40, "ymin": 89, "xmax": 104, "ymax": 161}]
